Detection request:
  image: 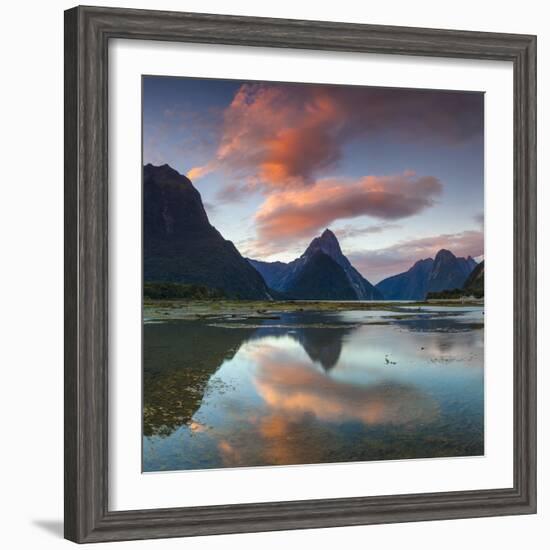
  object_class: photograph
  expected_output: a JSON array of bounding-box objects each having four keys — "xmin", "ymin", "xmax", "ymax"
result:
[{"xmin": 142, "ymin": 76, "xmax": 486, "ymax": 472}]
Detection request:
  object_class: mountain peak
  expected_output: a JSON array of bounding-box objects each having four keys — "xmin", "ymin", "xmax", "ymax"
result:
[
  {"xmin": 304, "ymin": 229, "xmax": 343, "ymax": 262},
  {"xmin": 144, "ymin": 163, "xmax": 192, "ymax": 186},
  {"xmin": 321, "ymin": 228, "xmax": 337, "ymax": 240},
  {"xmin": 428, "ymin": 248, "xmax": 474, "ymax": 293},
  {"xmin": 376, "ymin": 249, "xmax": 475, "ymax": 300},
  {"xmin": 434, "ymin": 249, "xmax": 456, "ymax": 261},
  {"xmin": 250, "ymin": 227, "xmax": 381, "ymax": 300}
]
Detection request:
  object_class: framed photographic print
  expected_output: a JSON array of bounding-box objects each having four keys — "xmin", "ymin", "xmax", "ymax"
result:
[{"xmin": 64, "ymin": 6, "xmax": 537, "ymax": 543}]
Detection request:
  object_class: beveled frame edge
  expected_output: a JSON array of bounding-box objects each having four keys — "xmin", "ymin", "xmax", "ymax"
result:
[{"xmin": 64, "ymin": 5, "xmax": 537, "ymax": 543}]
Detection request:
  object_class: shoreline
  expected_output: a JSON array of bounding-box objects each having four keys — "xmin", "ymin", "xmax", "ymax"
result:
[{"xmin": 143, "ymin": 298, "xmax": 484, "ymax": 322}]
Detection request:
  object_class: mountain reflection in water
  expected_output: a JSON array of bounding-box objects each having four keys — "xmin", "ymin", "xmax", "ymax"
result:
[{"xmin": 143, "ymin": 308, "xmax": 484, "ymax": 471}]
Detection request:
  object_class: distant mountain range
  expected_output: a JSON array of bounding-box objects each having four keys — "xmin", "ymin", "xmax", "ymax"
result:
[
  {"xmin": 376, "ymin": 250, "xmax": 478, "ymax": 300},
  {"xmin": 425, "ymin": 259, "xmax": 484, "ymax": 300},
  {"xmin": 143, "ymin": 164, "xmax": 481, "ymax": 301},
  {"xmin": 248, "ymin": 229, "xmax": 383, "ymax": 300},
  {"xmin": 143, "ymin": 164, "xmax": 271, "ymax": 299}
]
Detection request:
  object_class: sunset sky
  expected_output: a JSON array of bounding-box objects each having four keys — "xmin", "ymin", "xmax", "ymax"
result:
[{"xmin": 143, "ymin": 76, "xmax": 484, "ymax": 283}]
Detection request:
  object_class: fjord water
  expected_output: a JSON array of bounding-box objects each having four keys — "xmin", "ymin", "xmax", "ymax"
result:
[{"xmin": 143, "ymin": 306, "xmax": 484, "ymax": 472}]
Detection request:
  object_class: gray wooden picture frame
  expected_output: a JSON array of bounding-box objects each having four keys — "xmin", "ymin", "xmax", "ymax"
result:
[{"xmin": 64, "ymin": 5, "xmax": 537, "ymax": 543}]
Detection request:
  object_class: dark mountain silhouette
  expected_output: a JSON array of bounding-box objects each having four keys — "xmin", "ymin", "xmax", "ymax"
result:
[
  {"xmin": 376, "ymin": 249, "xmax": 477, "ymax": 300},
  {"xmin": 425, "ymin": 258, "xmax": 484, "ymax": 300},
  {"xmin": 248, "ymin": 229, "xmax": 382, "ymax": 300},
  {"xmin": 464, "ymin": 256, "xmax": 478, "ymax": 273},
  {"xmin": 303, "ymin": 230, "xmax": 382, "ymax": 299},
  {"xmin": 375, "ymin": 258, "xmax": 434, "ymax": 300},
  {"xmin": 463, "ymin": 260, "xmax": 484, "ymax": 295},
  {"xmin": 284, "ymin": 249, "xmax": 358, "ymax": 300},
  {"xmin": 427, "ymin": 249, "xmax": 475, "ymax": 293},
  {"xmin": 143, "ymin": 164, "xmax": 271, "ymax": 299}
]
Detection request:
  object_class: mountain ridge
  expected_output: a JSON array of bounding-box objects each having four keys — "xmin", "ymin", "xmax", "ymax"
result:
[
  {"xmin": 376, "ymin": 249, "xmax": 478, "ymax": 300},
  {"xmin": 248, "ymin": 229, "xmax": 382, "ymax": 300},
  {"xmin": 143, "ymin": 164, "xmax": 479, "ymax": 302}
]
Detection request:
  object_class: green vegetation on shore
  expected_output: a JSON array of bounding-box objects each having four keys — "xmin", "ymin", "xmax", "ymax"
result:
[
  {"xmin": 426, "ymin": 288, "xmax": 483, "ymax": 300},
  {"xmin": 143, "ymin": 281, "xmax": 226, "ymax": 300}
]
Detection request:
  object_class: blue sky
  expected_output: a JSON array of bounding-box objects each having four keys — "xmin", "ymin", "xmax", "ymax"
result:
[{"xmin": 143, "ymin": 76, "xmax": 484, "ymax": 283}]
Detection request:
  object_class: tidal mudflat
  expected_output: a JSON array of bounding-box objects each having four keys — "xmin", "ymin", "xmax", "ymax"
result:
[{"xmin": 143, "ymin": 300, "xmax": 484, "ymax": 472}]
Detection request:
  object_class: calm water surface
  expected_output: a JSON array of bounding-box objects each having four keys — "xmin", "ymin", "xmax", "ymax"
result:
[{"xmin": 143, "ymin": 306, "xmax": 484, "ymax": 471}]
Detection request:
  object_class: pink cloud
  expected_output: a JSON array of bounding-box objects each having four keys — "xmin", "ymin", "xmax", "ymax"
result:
[
  {"xmin": 348, "ymin": 229, "xmax": 484, "ymax": 283},
  {"xmin": 254, "ymin": 172, "xmax": 442, "ymax": 246}
]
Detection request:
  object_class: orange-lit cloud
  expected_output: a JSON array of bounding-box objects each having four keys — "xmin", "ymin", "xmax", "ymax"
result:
[
  {"xmin": 254, "ymin": 172, "xmax": 442, "ymax": 244},
  {"xmin": 189, "ymin": 84, "xmax": 345, "ymax": 187},
  {"xmin": 187, "ymin": 164, "xmax": 214, "ymax": 180},
  {"xmin": 188, "ymin": 83, "xmax": 482, "ymax": 190}
]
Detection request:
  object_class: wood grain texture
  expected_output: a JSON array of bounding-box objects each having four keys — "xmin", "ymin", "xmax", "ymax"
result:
[{"xmin": 64, "ymin": 5, "xmax": 537, "ymax": 543}]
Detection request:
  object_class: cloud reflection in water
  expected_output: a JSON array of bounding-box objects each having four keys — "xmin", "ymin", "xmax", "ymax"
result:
[{"xmin": 143, "ymin": 310, "xmax": 484, "ymax": 471}]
